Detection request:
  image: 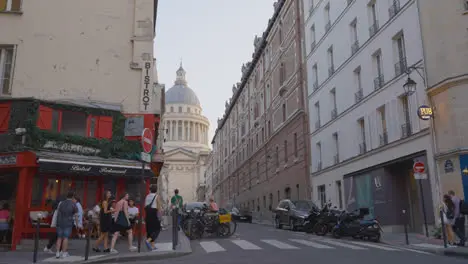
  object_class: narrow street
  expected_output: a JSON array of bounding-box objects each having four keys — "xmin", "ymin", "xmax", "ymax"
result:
[{"xmin": 136, "ymin": 223, "xmax": 466, "ymax": 264}]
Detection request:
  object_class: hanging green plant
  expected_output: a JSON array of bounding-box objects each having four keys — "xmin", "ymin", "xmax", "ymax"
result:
[{"xmin": 0, "ymin": 98, "xmax": 144, "ymax": 160}]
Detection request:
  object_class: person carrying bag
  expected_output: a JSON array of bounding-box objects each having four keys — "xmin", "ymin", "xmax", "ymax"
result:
[
  {"xmin": 144, "ymin": 185, "xmax": 161, "ymax": 251},
  {"xmin": 109, "ymin": 193, "xmax": 136, "ymax": 253}
]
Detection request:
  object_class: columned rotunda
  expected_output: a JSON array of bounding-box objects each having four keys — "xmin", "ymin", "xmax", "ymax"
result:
[{"xmin": 160, "ymin": 64, "xmax": 210, "ymax": 204}]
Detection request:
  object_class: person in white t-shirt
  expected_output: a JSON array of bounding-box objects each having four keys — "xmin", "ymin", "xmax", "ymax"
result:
[
  {"xmin": 128, "ymin": 199, "xmax": 139, "ymax": 234},
  {"xmin": 144, "ymin": 185, "xmax": 162, "ymax": 251}
]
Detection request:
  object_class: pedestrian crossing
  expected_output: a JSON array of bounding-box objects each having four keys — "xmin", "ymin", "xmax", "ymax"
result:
[{"xmin": 196, "ymin": 237, "xmax": 428, "ymax": 254}]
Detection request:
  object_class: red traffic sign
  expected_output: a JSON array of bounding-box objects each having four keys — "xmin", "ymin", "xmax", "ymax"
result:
[
  {"xmin": 413, "ymin": 161, "xmax": 425, "ymax": 174},
  {"xmin": 141, "ymin": 128, "xmax": 153, "ymax": 154}
]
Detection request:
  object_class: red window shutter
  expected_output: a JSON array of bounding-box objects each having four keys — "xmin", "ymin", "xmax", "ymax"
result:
[
  {"xmin": 97, "ymin": 116, "xmax": 113, "ymax": 139},
  {"xmin": 36, "ymin": 105, "xmax": 53, "ymax": 130},
  {"xmin": 0, "ymin": 103, "xmax": 11, "ymax": 133}
]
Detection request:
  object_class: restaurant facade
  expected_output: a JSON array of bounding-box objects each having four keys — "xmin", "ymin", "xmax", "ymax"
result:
[{"xmin": 0, "ymin": 98, "xmax": 164, "ymax": 250}]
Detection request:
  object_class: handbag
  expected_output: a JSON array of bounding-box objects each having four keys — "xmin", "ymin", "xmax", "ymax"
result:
[
  {"xmin": 115, "ymin": 204, "xmax": 130, "ymax": 228},
  {"xmin": 50, "ymin": 202, "xmax": 61, "ymax": 228}
]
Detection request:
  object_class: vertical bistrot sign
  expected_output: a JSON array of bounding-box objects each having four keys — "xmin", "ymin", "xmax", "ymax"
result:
[{"xmin": 140, "ymin": 61, "xmax": 153, "ymax": 112}]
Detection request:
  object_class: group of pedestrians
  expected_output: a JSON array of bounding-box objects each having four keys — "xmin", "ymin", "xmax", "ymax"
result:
[
  {"xmin": 44, "ymin": 185, "xmax": 169, "ymax": 259},
  {"xmin": 441, "ymin": 190, "xmax": 466, "ymax": 247}
]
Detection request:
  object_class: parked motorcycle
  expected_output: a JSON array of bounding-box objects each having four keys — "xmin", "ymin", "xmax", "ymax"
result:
[
  {"xmin": 331, "ymin": 208, "xmax": 382, "ymax": 242},
  {"xmin": 313, "ymin": 203, "xmax": 343, "ymax": 236},
  {"xmin": 303, "ymin": 205, "xmax": 325, "ymax": 233}
]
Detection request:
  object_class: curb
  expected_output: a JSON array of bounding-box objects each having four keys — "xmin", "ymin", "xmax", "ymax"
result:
[
  {"xmin": 41, "ymin": 231, "xmax": 192, "ymax": 264},
  {"xmin": 379, "ymin": 240, "xmax": 468, "ymax": 259}
]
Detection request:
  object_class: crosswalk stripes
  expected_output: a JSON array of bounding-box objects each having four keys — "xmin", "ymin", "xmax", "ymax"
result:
[
  {"xmin": 261, "ymin": 239, "xmax": 300, "ymax": 249},
  {"xmin": 231, "ymin": 239, "xmax": 262, "ymax": 250},
  {"xmin": 288, "ymin": 239, "xmax": 334, "ymax": 249},
  {"xmin": 196, "ymin": 238, "xmax": 426, "ymax": 254}
]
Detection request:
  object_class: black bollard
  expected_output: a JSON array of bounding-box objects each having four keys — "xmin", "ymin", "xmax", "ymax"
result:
[
  {"xmin": 440, "ymin": 209, "xmax": 447, "ymax": 248},
  {"xmin": 84, "ymin": 222, "xmax": 92, "ymax": 261},
  {"xmin": 172, "ymin": 209, "xmax": 178, "ymax": 250},
  {"xmin": 33, "ymin": 217, "xmax": 40, "ymax": 263},
  {"xmin": 403, "ymin": 210, "xmax": 409, "ymax": 245}
]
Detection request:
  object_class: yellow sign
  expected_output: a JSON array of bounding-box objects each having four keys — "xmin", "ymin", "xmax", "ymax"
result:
[
  {"xmin": 219, "ymin": 214, "xmax": 232, "ymax": 224},
  {"xmin": 417, "ymin": 105, "xmax": 433, "ymax": 120}
]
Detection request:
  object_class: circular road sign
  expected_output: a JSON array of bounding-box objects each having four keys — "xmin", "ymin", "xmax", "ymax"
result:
[
  {"xmin": 413, "ymin": 161, "xmax": 425, "ymax": 174},
  {"xmin": 141, "ymin": 128, "xmax": 153, "ymax": 154}
]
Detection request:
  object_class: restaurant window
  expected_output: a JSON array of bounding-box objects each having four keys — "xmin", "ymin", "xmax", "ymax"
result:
[
  {"xmin": 89, "ymin": 117, "xmax": 96, "ymax": 137},
  {"xmin": 87, "ymin": 180, "xmax": 99, "ymax": 209},
  {"xmin": 51, "ymin": 110, "xmax": 60, "ymax": 132},
  {"xmin": 73, "ymin": 179, "xmax": 86, "ymax": 205},
  {"xmin": 103, "ymin": 178, "xmax": 117, "ymax": 197},
  {"xmin": 44, "ymin": 178, "xmax": 60, "ymax": 203},
  {"xmin": 61, "ymin": 111, "xmax": 87, "ymax": 136},
  {"xmin": 126, "ymin": 178, "xmax": 142, "ymax": 203}
]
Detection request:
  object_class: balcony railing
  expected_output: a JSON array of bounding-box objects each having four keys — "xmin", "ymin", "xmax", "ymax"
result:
[
  {"xmin": 379, "ymin": 131, "xmax": 388, "ymax": 146},
  {"xmin": 347, "ymin": 0, "xmax": 353, "ymax": 6},
  {"xmin": 333, "ymin": 154, "xmax": 339, "ymax": 165},
  {"xmin": 369, "ymin": 20, "xmax": 379, "ymax": 37},
  {"xmin": 328, "ymin": 66, "xmax": 335, "ymax": 77},
  {"xmin": 359, "ymin": 142, "xmax": 366, "ymax": 154},
  {"xmin": 325, "ymin": 21, "xmax": 331, "ymax": 32},
  {"xmin": 351, "ymin": 40, "xmax": 359, "ymax": 55},
  {"xmin": 388, "ymin": 0, "xmax": 401, "ymax": 19},
  {"xmin": 401, "ymin": 123, "xmax": 412, "ymax": 138},
  {"xmin": 374, "ymin": 75, "xmax": 385, "ymax": 90},
  {"xmin": 394, "ymin": 57, "xmax": 407, "ymax": 76},
  {"xmin": 331, "ymin": 108, "xmax": 337, "ymax": 119},
  {"xmin": 313, "ymin": 80, "xmax": 319, "ymax": 91},
  {"xmin": 317, "ymin": 161, "xmax": 322, "ymax": 171},
  {"xmin": 315, "ymin": 120, "xmax": 321, "ymax": 129},
  {"xmin": 355, "ymin": 89, "xmax": 363, "ymax": 103}
]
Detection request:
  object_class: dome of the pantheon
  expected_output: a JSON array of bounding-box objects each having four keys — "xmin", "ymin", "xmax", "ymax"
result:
[{"xmin": 165, "ymin": 64, "xmax": 200, "ymax": 106}]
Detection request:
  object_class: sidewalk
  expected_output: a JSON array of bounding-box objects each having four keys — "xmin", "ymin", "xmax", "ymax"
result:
[
  {"xmin": 381, "ymin": 232, "xmax": 468, "ymax": 259},
  {"xmin": 0, "ymin": 229, "xmax": 191, "ymax": 264}
]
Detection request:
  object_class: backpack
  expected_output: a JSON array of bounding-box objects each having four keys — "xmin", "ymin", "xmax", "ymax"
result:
[{"xmin": 460, "ymin": 200, "xmax": 468, "ymax": 215}]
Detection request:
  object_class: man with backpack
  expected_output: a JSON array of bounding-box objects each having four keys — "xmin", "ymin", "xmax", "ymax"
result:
[{"xmin": 448, "ymin": 190, "xmax": 465, "ymax": 246}]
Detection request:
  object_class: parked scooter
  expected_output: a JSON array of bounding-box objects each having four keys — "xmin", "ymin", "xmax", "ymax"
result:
[
  {"xmin": 331, "ymin": 208, "xmax": 382, "ymax": 242},
  {"xmin": 313, "ymin": 203, "xmax": 343, "ymax": 236}
]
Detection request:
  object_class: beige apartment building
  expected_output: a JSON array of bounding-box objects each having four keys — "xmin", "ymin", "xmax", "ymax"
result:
[
  {"xmin": 0, "ymin": 0, "xmax": 159, "ymax": 114},
  {"xmin": 211, "ymin": 0, "xmax": 310, "ymax": 219},
  {"xmin": 418, "ymin": 0, "xmax": 468, "ymax": 200}
]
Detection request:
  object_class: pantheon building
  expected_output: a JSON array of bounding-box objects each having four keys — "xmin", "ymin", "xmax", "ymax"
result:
[{"xmin": 159, "ymin": 64, "xmax": 211, "ymax": 205}]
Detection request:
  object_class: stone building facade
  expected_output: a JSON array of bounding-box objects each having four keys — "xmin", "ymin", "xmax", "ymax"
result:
[{"xmin": 211, "ymin": 0, "xmax": 310, "ymax": 218}]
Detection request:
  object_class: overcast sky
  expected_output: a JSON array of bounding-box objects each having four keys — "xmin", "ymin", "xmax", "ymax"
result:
[{"xmin": 154, "ymin": 0, "xmax": 276, "ymax": 144}]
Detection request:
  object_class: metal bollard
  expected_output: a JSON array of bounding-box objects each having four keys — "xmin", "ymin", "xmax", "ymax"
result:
[
  {"xmin": 84, "ymin": 222, "xmax": 92, "ymax": 261},
  {"xmin": 172, "ymin": 209, "xmax": 178, "ymax": 250},
  {"xmin": 33, "ymin": 215, "xmax": 41, "ymax": 263},
  {"xmin": 440, "ymin": 209, "xmax": 447, "ymax": 248},
  {"xmin": 402, "ymin": 210, "xmax": 409, "ymax": 245}
]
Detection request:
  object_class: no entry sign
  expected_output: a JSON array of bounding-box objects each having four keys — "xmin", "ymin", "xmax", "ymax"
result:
[
  {"xmin": 141, "ymin": 128, "xmax": 153, "ymax": 154},
  {"xmin": 413, "ymin": 161, "xmax": 425, "ymax": 174}
]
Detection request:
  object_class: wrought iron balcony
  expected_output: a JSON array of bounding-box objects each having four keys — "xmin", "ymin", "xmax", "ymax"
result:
[
  {"xmin": 369, "ymin": 21, "xmax": 379, "ymax": 37},
  {"xmin": 394, "ymin": 57, "xmax": 407, "ymax": 76},
  {"xmin": 355, "ymin": 89, "xmax": 363, "ymax": 103},
  {"xmin": 374, "ymin": 75, "xmax": 385, "ymax": 90},
  {"xmin": 401, "ymin": 123, "xmax": 412, "ymax": 138},
  {"xmin": 331, "ymin": 108, "xmax": 337, "ymax": 119},
  {"xmin": 325, "ymin": 21, "xmax": 331, "ymax": 32},
  {"xmin": 388, "ymin": 0, "xmax": 401, "ymax": 19},
  {"xmin": 313, "ymin": 80, "xmax": 319, "ymax": 91},
  {"xmin": 379, "ymin": 131, "xmax": 388, "ymax": 146},
  {"xmin": 311, "ymin": 41, "xmax": 316, "ymax": 51},
  {"xmin": 347, "ymin": 0, "xmax": 353, "ymax": 6},
  {"xmin": 359, "ymin": 142, "xmax": 366, "ymax": 154},
  {"xmin": 351, "ymin": 40, "xmax": 359, "ymax": 55}
]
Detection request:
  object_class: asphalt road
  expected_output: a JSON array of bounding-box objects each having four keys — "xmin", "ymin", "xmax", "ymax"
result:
[{"xmin": 136, "ymin": 223, "xmax": 466, "ymax": 264}]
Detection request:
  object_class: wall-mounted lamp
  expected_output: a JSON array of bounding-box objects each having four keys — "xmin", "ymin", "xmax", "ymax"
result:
[{"xmin": 462, "ymin": 167, "xmax": 468, "ymax": 175}]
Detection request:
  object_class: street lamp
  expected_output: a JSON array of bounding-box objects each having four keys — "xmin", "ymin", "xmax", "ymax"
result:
[{"xmin": 403, "ymin": 77, "xmax": 417, "ymax": 96}]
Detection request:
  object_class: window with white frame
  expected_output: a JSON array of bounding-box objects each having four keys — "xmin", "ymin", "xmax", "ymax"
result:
[
  {"xmin": 0, "ymin": 0, "xmax": 22, "ymax": 12},
  {"xmin": 393, "ymin": 32, "xmax": 407, "ymax": 76},
  {"xmin": 464, "ymin": 0, "xmax": 468, "ymax": 11},
  {"xmin": 0, "ymin": 46, "xmax": 14, "ymax": 96},
  {"xmin": 318, "ymin": 185, "xmax": 326, "ymax": 208},
  {"xmin": 310, "ymin": 24, "xmax": 316, "ymax": 48},
  {"xmin": 324, "ymin": 3, "xmax": 331, "ymax": 30},
  {"xmin": 316, "ymin": 142, "xmax": 322, "ymax": 169},
  {"xmin": 312, "ymin": 63, "xmax": 318, "ymax": 89},
  {"xmin": 327, "ymin": 46, "xmax": 334, "ymax": 75}
]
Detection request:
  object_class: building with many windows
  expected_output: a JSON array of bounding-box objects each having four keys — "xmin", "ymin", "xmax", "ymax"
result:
[
  {"xmin": 303, "ymin": 0, "xmax": 442, "ymax": 233},
  {"xmin": 211, "ymin": 0, "xmax": 310, "ymax": 220}
]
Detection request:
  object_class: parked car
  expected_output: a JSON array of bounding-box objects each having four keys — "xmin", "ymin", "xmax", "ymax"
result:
[
  {"xmin": 274, "ymin": 199, "xmax": 318, "ymax": 231},
  {"xmin": 231, "ymin": 207, "xmax": 252, "ymax": 223},
  {"xmin": 183, "ymin": 202, "xmax": 207, "ymax": 213}
]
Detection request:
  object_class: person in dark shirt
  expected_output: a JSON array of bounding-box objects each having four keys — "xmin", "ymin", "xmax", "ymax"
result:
[
  {"xmin": 44, "ymin": 196, "xmax": 64, "ymax": 253},
  {"xmin": 55, "ymin": 191, "xmax": 77, "ymax": 259}
]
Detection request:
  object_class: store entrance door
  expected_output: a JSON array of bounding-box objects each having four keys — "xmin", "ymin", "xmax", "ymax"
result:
[{"xmin": 0, "ymin": 171, "xmax": 18, "ymax": 250}]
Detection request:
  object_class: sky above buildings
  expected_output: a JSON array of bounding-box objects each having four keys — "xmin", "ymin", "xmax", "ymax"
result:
[{"xmin": 154, "ymin": 0, "xmax": 276, "ymax": 143}]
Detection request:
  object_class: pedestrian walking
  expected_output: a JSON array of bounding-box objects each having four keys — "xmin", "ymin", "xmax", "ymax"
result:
[
  {"xmin": 55, "ymin": 191, "xmax": 78, "ymax": 259},
  {"xmin": 44, "ymin": 197, "xmax": 64, "ymax": 253},
  {"xmin": 448, "ymin": 190, "xmax": 466, "ymax": 246},
  {"xmin": 170, "ymin": 189, "xmax": 183, "ymax": 229},
  {"xmin": 128, "ymin": 198, "xmax": 139, "ymax": 235},
  {"xmin": 144, "ymin": 185, "xmax": 162, "ymax": 250},
  {"xmin": 73, "ymin": 197, "xmax": 84, "ymax": 238},
  {"xmin": 109, "ymin": 193, "xmax": 137, "ymax": 253},
  {"xmin": 442, "ymin": 194, "xmax": 457, "ymax": 247},
  {"xmin": 93, "ymin": 190, "xmax": 113, "ymax": 253}
]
